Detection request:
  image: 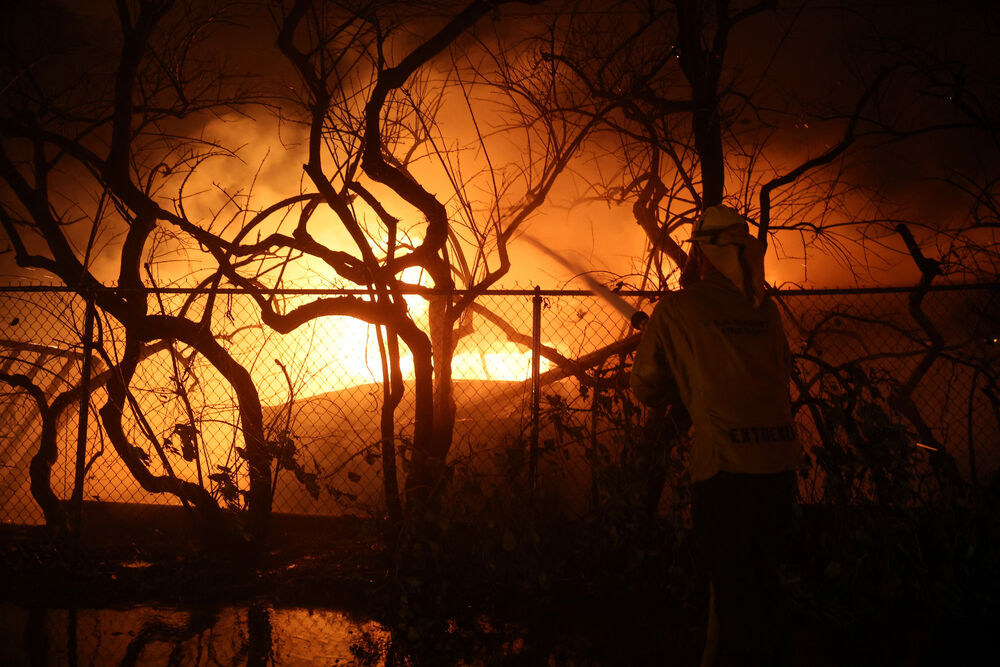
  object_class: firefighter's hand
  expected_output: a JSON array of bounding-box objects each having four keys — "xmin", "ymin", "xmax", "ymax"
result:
[{"xmin": 630, "ymin": 310, "xmax": 649, "ymax": 330}]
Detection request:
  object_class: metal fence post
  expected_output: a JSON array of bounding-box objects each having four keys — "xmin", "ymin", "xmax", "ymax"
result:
[
  {"xmin": 530, "ymin": 286, "xmax": 541, "ymax": 494},
  {"xmin": 72, "ymin": 289, "xmax": 96, "ymax": 537}
]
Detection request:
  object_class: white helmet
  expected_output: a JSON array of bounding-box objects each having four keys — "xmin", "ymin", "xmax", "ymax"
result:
[
  {"xmin": 691, "ymin": 205, "xmax": 766, "ymax": 306},
  {"xmin": 689, "ymin": 204, "xmax": 749, "ymax": 244}
]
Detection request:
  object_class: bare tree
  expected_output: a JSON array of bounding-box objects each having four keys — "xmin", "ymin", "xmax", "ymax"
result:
[
  {"xmin": 0, "ymin": 0, "xmax": 276, "ymax": 539},
  {"xmin": 2, "ymin": 0, "xmax": 995, "ymax": 536},
  {"xmin": 1, "ymin": 0, "xmax": 590, "ymax": 524},
  {"xmin": 169, "ymin": 0, "xmax": 602, "ymax": 514},
  {"xmin": 517, "ymin": 0, "xmax": 998, "ymax": 288},
  {"xmin": 494, "ymin": 0, "xmax": 1000, "ymax": 515}
]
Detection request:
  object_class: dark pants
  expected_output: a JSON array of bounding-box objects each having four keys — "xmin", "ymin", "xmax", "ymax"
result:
[{"xmin": 692, "ymin": 470, "xmax": 796, "ymax": 666}]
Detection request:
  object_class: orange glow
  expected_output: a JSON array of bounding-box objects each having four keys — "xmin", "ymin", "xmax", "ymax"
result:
[
  {"xmin": 267, "ymin": 316, "xmax": 552, "ymax": 404},
  {"xmin": 454, "ymin": 346, "xmax": 552, "ymax": 383}
]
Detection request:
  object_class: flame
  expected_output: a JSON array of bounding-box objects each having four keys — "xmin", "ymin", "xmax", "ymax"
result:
[
  {"xmin": 270, "ymin": 316, "xmax": 552, "ymax": 403},
  {"xmin": 454, "ymin": 346, "xmax": 552, "ymax": 383},
  {"xmin": 253, "ymin": 270, "xmax": 552, "ymax": 403}
]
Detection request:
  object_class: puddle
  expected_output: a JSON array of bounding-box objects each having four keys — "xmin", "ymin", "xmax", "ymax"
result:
[
  {"xmin": 0, "ymin": 599, "xmax": 709, "ymax": 665},
  {"xmin": 0, "ymin": 602, "xmax": 390, "ymax": 666}
]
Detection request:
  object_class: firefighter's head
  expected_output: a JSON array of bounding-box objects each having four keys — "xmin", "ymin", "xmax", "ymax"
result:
[
  {"xmin": 684, "ymin": 205, "xmax": 766, "ymax": 305},
  {"xmin": 690, "ymin": 205, "xmax": 749, "ymax": 245}
]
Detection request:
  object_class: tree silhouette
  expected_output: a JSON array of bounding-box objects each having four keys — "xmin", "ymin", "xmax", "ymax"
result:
[
  {"xmin": 513, "ymin": 0, "xmax": 998, "ymax": 287},
  {"xmin": 1, "ymin": 0, "xmax": 997, "ymax": 537},
  {"xmin": 0, "ymin": 0, "xmax": 282, "ymax": 538},
  {"xmin": 0, "ymin": 0, "xmax": 584, "ymax": 526}
]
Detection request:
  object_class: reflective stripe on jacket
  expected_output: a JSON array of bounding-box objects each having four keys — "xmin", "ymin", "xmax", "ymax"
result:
[{"xmin": 630, "ymin": 273, "xmax": 800, "ymax": 481}]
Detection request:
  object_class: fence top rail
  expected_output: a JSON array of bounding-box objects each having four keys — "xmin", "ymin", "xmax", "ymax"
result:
[{"xmin": 0, "ymin": 282, "xmax": 997, "ymax": 297}]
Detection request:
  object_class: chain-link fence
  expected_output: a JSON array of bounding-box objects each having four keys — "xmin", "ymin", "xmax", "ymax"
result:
[
  {"xmin": 1, "ymin": 284, "xmax": 997, "ymax": 526},
  {"xmin": 778, "ymin": 286, "xmax": 999, "ymax": 505}
]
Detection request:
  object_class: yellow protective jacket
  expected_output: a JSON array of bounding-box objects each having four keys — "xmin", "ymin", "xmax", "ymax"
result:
[{"xmin": 630, "ymin": 273, "xmax": 800, "ymax": 482}]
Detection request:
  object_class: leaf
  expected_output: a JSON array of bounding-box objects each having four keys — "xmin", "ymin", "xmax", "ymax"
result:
[
  {"xmin": 173, "ymin": 422, "xmax": 198, "ymax": 440},
  {"xmin": 207, "ymin": 469, "xmax": 241, "ymax": 509},
  {"xmin": 294, "ymin": 468, "xmax": 320, "ymax": 499},
  {"xmin": 172, "ymin": 424, "xmax": 199, "ymax": 461}
]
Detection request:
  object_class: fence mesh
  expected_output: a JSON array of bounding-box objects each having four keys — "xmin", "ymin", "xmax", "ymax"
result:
[
  {"xmin": 1, "ymin": 284, "xmax": 997, "ymax": 526},
  {"xmin": 777, "ymin": 288, "xmax": 999, "ymax": 502}
]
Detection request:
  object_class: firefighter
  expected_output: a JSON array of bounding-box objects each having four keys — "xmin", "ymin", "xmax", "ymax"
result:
[{"xmin": 631, "ymin": 204, "xmax": 801, "ymax": 667}]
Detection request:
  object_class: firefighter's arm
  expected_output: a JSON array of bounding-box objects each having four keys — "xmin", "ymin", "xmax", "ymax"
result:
[{"xmin": 630, "ymin": 310, "xmax": 683, "ymax": 408}]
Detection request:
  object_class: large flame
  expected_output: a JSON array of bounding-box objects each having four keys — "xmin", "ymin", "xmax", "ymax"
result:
[{"xmin": 271, "ymin": 303, "xmax": 552, "ymax": 404}]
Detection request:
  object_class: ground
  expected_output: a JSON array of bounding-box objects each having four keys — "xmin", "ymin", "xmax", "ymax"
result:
[
  {"xmin": 1, "ymin": 503, "xmax": 997, "ymax": 665},
  {"xmin": 1, "ymin": 506, "xmax": 383, "ymax": 610}
]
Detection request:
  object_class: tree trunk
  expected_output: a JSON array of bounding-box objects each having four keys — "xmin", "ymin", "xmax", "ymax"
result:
[
  {"xmin": 0, "ymin": 374, "xmax": 68, "ymax": 532},
  {"xmin": 143, "ymin": 315, "xmax": 273, "ymax": 541},
  {"xmin": 429, "ymin": 294, "xmax": 457, "ymax": 467},
  {"xmin": 404, "ymin": 345, "xmax": 438, "ymax": 510},
  {"xmin": 675, "ymin": 0, "xmax": 726, "ymax": 207},
  {"xmin": 99, "ymin": 382, "xmax": 227, "ymax": 536},
  {"xmin": 28, "ymin": 406, "xmax": 67, "ymax": 532},
  {"xmin": 378, "ymin": 326, "xmax": 404, "ymax": 524}
]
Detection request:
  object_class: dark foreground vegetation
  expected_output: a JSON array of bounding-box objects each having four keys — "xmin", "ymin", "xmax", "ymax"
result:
[{"xmin": 3, "ymin": 477, "xmax": 998, "ymax": 666}]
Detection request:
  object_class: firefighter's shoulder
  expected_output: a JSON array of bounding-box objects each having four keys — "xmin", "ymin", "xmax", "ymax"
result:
[
  {"xmin": 659, "ymin": 283, "xmax": 712, "ymax": 309},
  {"xmin": 649, "ymin": 289, "xmax": 684, "ymax": 317}
]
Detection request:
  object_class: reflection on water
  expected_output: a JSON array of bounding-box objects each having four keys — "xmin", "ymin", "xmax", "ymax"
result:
[
  {"xmin": 0, "ymin": 602, "xmax": 390, "ymax": 666},
  {"xmin": 1, "ymin": 598, "xmax": 706, "ymax": 666}
]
